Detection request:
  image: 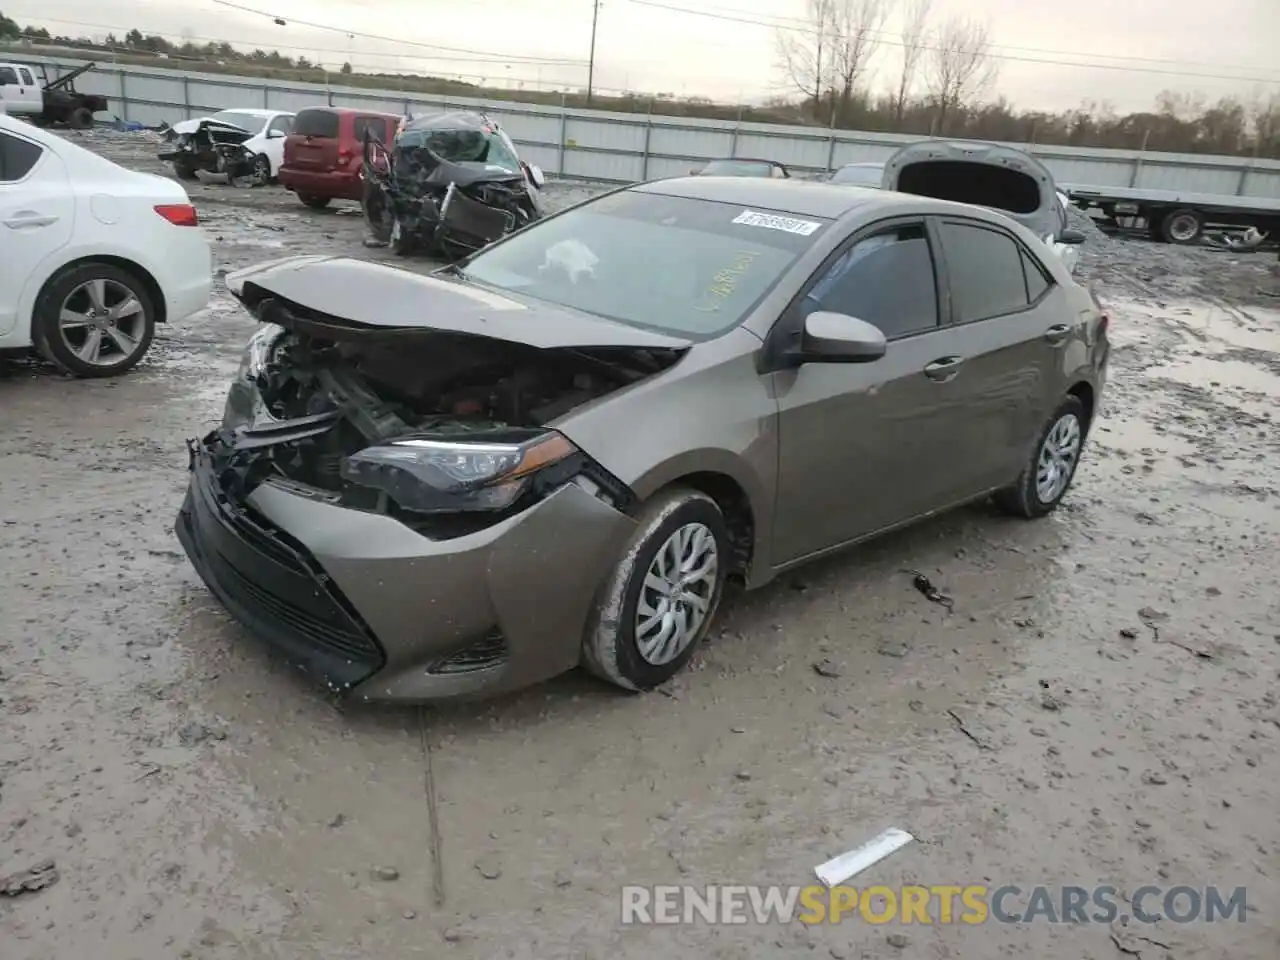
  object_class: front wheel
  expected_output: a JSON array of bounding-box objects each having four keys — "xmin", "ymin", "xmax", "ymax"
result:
[
  {"xmin": 34, "ymin": 263, "xmax": 157, "ymax": 378},
  {"xmin": 172, "ymin": 160, "xmax": 199, "ymax": 181},
  {"xmin": 230, "ymin": 153, "xmax": 271, "ymax": 188},
  {"xmin": 994, "ymin": 396, "xmax": 1088, "ymax": 518},
  {"xmin": 582, "ymin": 488, "xmax": 728, "ymax": 691}
]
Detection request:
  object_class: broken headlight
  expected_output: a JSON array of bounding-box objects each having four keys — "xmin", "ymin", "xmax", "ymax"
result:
[
  {"xmin": 223, "ymin": 324, "xmax": 285, "ymax": 429},
  {"xmin": 341, "ymin": 431, "xmax": 580, "ymax": 515},
  {"xmin": 236, "ymin": 323, "xmax": 285, "ymax": 382}
]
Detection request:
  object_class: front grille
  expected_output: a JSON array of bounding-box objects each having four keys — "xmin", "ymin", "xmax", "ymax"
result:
[
  {"xmin": 216, "ymin": 557, "xmax": 378, "ymax": 664},
  {"xmin": 428, "ymin": 630, "xmax": 508, "ymax": 675}
]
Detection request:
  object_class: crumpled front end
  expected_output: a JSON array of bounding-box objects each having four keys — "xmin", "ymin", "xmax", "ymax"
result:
[
  {"xmin": 362, "ymin": 130, "xmax": 542, "ymax": 259},
  {"xmin": 172, "ymin": 285, "xmax": 691, "ymax": 702},
  {"xmin": 158, "ymin": 120, "xmax": 254, "ymax": 175}
]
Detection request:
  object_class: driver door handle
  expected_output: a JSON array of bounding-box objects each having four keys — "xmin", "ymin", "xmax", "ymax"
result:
[
  {"xmin": 1044, "ymin": 323, "xmax": 1070, "ymax": 344},
  {"xmin": 4, "ymin": 212, "xmax": 58, "ymax": 229},
  {"xmin": 923, "ymin": 356, "xmax": 964, "ymax": 382}
]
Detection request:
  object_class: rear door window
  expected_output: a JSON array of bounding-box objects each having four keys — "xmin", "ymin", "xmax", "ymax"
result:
[
  {"xmin": 938, "ymin": 221, "xmax": 1030, "ymax": 323},
  {"xmin": 18, "ymin": 68, "xmax": 34, "ymax": 85},
  {"xmin": 293, "ymin": 109, "xmax": 339, "ymax": 138},
  {"xmin": 268, "ymin": 115, "xmax": 293, "ymax": 136},
  {"xmin": 0, "ymin": 131, "xmax": 44, "ymax": 181},
  {"xmin": 801, "ymin": 222, "xmax": 939, "ymax": 340}
]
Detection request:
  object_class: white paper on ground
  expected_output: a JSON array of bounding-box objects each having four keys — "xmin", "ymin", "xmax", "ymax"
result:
[{"xmin": 813, "ymin": 827, "xmax": 915, "ymax": 888}]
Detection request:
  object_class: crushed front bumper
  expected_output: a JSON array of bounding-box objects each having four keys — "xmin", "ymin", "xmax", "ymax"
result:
[{"xmin": 175, "ymin": 442, "xmax": 635, "ymax": 702}]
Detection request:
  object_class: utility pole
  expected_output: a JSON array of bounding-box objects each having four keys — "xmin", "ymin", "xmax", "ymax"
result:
[{"xmin": 586, "ymin": 0, "xmax": 600, "ymax": 105}]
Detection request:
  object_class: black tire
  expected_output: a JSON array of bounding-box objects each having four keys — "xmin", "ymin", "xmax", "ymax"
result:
[
  {"xmin": 230, "ymin": 154, "xmax": 272, "ymax": 188},
  {"xmin": 994, "ymin": 396, "xmax": 1088, "ymax": 518},
  {"xmin": 68, "ymin": 107, "xmax": 93, "ymax": 130},
  {"xmin": 390, "ymin": 219, "xmax": 416, "ymax": 257},
  {"xmin": 34, "ymin": 263, "xmax": 157, "ymax": 378},
  {"xmin": 1160, "ymin": 208, "xmax": 1204, "ymax": 245},
  {"xmin": 363, "ymin": 178, "xmax": 393, "ymax": 245},
  {"xmin": 172, "ymin": 160, "xmax": 199, "ymax": 181},
  {"xmin": 582, "ymin": 488, "xmax": 729, "ymax": 691},
  {"xmin": 299, "ymin": 194, "xmax": 331, "ymax": 210}
]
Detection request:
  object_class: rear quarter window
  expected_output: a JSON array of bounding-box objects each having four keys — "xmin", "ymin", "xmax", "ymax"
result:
[
  {"xmin": 293, "ymin": 109, "xmax": 339, "ymax": 138},
  {"xmin": 0, "ymin": 131, "xmax": 43, "ymax": 181},
  {"xmin": 1021, "ymin": 249, "xmax": 1053, "ymax": 302}
]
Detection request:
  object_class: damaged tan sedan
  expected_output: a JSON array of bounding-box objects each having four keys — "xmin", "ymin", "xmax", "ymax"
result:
[{"xmin": 176, "ymin": 177, "xmax": 1109, "ymax": 702}]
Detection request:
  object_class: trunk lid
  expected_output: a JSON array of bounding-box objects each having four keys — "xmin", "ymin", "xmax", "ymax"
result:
[
  {"xmin": 286, "ymin": 108, "xmax": 342, "ymax": 171},
  {"xmin": 882, "ymin": 140, "xmax": 1062, "ymax": 240},
  {"xmin": 225, "ymin": 256, "xmax": 693, "ymax": 351}
]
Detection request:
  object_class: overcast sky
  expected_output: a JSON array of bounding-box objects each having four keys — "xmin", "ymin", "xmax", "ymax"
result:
[{"xmin": 9, "ymin": 0, "xmax": 1280, "ymax": 113}]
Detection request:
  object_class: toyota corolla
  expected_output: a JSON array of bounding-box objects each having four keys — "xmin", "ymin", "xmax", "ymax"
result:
[{"xmin": 176, "ymin": 177, "xmax": 1108, "ymax": 702}]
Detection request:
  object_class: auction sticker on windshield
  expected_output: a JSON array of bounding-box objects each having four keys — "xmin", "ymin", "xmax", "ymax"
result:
[{"xmin": 732, "ymin": 210, "xmax": 822, "ymax": 236}]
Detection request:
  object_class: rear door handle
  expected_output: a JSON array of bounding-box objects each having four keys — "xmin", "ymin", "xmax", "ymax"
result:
[
  {"xmin": 923, "ymin": 356, "xmax": 964, "ymax": 382},
  {"xmin": 4, "ymin": 213, "xmax": 58, "ymax": 229},
  {"xmin": 1044, "ymin": 324, "xmax": 1070, "ymax": 344}
]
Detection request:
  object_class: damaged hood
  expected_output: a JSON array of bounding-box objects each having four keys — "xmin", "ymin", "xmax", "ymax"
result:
[
  {"xmin": 225, "ymin": 256, "xmax": 693, "ymax": 351},
  {"xmin": 170, "ymin": 116, "xmax": 253, "ymax": 139}
]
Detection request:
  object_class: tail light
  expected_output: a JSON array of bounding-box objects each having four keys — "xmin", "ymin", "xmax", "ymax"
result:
[
  {"xmin": 154, "ymin": 204, "xmax": 198, "ymax": 227},
  {"xmin": 338, "ymin": 146, "xmax": 353, "ymax": 163}
]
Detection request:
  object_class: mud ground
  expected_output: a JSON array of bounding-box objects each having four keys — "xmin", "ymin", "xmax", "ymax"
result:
[{"xmin": 2, "ymin": 128, "xmax": 1278, "ymax": 960}]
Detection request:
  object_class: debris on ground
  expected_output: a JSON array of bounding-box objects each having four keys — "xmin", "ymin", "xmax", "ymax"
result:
[
  {"xmin": 1, "ymin": 859, "xmax": 59, "ymax": 896},
  {"xmin": 814, "ymin": 827, "xmax": 915, "ymax": 888},
  {"xmin": 812, "ymin": 659, "xmax": 842, "ymax": 678},
  {"xmin": 906, "ymin": 571, "xmax": 953, "ymax": 608}
]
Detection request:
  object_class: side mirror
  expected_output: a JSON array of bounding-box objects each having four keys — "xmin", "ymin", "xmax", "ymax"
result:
[
  {"xmin": 800, "ymin": 311, "xmax": 886, "ymax": 363},
  {"xmin": 267, "ymin": 129, "xmax": 285, "ymax": 139},
  {"xmin": 1058, "ymin": 229, "xmax": 1087, "ymax": 245},
  {"xmin": 525, "ymin": 163, "xmax": 546, "ymax": 189}
]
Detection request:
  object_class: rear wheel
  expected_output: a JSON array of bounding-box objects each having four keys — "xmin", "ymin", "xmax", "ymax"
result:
[
  {"xmin": 582, "ymin": 488, "xmax": 728, "ymax": 691},
  {"xmin": 1160, "ymin": 208, "xmax": 1204, "ymax": 245},
  {"xmin": 299, "ymin": 194, "xmax": 331, "ymax": 209},
  {"xmin": 34, "ymin": 263, "xmax": 156, "ymax": 378},
  {"xmin": 994, "ymin": 396, "xmax": 1087, "ymax": 518},
  {"xmin": 68, "ymin": 107, "xmax": 94, "ymax": 130}
]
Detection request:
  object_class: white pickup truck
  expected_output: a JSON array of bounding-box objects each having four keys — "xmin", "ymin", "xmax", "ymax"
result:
[{"xmin": 0, "ymin": 63, "xmax": 43, "ymax": 117}]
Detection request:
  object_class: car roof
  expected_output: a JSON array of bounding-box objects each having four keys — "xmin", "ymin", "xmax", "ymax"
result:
[
  {"xmin": 838, "ymin": 161, "xmax": 883, "ymax": 168},
  {"xmin": 633, "ymin": 175, "xmax": 1048, "ymax": 234},
  {"xmin": 218, "ymin": 108, "xmax": 284, "ymax": 117},
  {"xmin": 635, "ymin": 176, "xmax": 910, "ymax": 219},
  {"xmin": 704, "ymin": 157, "xmax": 784, "ymax": 165},
  {"xmin": 296, "ymin": 106, "xmax": 402, "ymax": 118}
]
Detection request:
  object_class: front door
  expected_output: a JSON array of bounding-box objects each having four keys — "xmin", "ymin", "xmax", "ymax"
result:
[
  {"xmin": 770, "ymin": 219, "xmax": 965, "ymax": 563},
  {"xmin": 0, "ymin": 128, "xmax": 73, "ymax": 337}
]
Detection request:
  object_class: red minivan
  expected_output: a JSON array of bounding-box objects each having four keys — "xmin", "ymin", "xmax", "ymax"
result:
[{"xmin": 279, "ymin": 107, "xmax": 402, "ymax": 209}]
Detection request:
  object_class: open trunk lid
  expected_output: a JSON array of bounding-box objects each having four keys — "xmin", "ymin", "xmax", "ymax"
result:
[{"xmin": 882, "ymin": 140, "xmax": 1062, "ymax": 240}]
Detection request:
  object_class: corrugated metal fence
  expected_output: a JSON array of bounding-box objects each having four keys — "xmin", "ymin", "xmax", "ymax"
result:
[{"xmin": 23, "ymin": 53, "xmax": 1280, "ymax": 200}]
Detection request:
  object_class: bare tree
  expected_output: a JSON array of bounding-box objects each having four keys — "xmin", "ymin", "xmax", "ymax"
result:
[
  {"xmin": 776, "ymin": 0, "xmax": 834, "ymax": 117},
  {"xmin": 924, "ymin": 15, "xmax": 998, "ymax": 134},
  {"xmin": 893, "ymin": 0, "xmax": 931, "ymax": 126},
  {"xmin": 827, "ymin": 0, "xmax": 889, "ymax": 122}
]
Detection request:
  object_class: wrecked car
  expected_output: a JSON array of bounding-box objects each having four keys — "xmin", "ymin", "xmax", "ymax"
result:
[
  {"xmin": 175, "ymin": 177, "xmax": 1107, "ymax": 705},
  {"xmin": 880, "ymin": 140, "xmax": 1085, "ymax": 273},
  {"xmin": 361, "ymin": 111, "xmax": 545, "ymax": 259},
  {"xmin": 829, "ymin": 161, "xmax": 884, "ymax": 188},
  {"xmin": 158, "ymin": 108, "xmax": 295, "ymax": 186}
]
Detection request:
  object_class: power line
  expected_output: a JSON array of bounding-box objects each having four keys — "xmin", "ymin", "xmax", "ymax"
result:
[
  {"xmin": 206, "ymin": 0, "xmax": 588, "ymax": 65},
  {"xmin": 634, "ymin": 0, "xmax": 1280, "ymax": 76},
  {"xmin": 6, "ymin": 14, "xmax": 576, "ymax": 67},
  {"xmin": 624, "ymin": 0, "xmax": 1280, "ymax": 87}
]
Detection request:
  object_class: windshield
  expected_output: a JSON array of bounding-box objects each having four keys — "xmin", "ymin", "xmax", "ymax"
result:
[
  {"xmin": 461, "ymin": 191, "xmax": 829, "ymax": 338},
  {"xmin": 831, "ymin": 164, "xmax": 883, "ymax": 186},
  {"xmin": 398, "ymin": 121, "xmax": 521, "ymax": 173},
  {"xmin": 700, "ymin": 160, "xmax": 776, "ymax": 177},
  {"xmin": 210, "ymin": 111, "xmax": 267, "ymax": 135}
]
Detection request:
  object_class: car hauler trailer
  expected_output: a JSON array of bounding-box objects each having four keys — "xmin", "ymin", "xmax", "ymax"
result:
[{"xmin": 1062, "ymin": 184, "xmax": 1280, "ymax": 246}]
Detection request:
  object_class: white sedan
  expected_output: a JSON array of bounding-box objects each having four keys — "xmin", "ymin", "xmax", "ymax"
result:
[{"xmin": 0, "ymin": 114, "xmax": 211, "ymax": 376}]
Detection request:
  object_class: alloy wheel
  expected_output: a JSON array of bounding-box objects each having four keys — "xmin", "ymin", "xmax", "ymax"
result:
[
  {"xmin": 1035, "ymin": 413, "xmax": 1082, "ymax": 503},
  {"xmin": 635, "ymin": 521, "xmax": 719, "ymax": 666},
  {"xmin": 57, "ymin": 278, "xmax": 148, "ymax": 367}
]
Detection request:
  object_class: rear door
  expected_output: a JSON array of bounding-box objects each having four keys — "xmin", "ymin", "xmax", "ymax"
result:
[
  {"xmin": 771, "ymin": 218, "xmax": 967, "ymax": 562},
  {"xmin": 931, "ymin": 217, "xmax": 1065, "ymax": 493},
  {"xmin": 351, "ymin": 115, "xmax": 391, "ymax": 170},
  {"xmin": 288, "ymin": 108, "xmax": 340, "ymax": 171},
  {"xmin": 0, "ymin": 128, "xmax": 73, "ymax": 335}
]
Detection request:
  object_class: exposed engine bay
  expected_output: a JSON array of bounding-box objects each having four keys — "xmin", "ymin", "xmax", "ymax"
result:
[
  {"xmin": 211, "ymin": 299, "xmax": 679, "ymax": 533},
  {"xmin": 158, "ymin": 118, "xmax": 267, "ymax": 185},
  {"xmin": 362, "ymin": 111, "xmax": 544, "ymax": 260}
]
